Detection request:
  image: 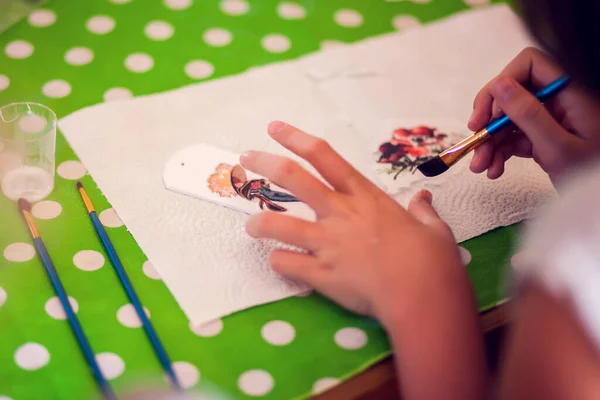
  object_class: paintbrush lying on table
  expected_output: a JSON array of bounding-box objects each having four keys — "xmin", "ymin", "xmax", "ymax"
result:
[
  {"xmin": 417, "ymin": 75, "xmax": 571, "ymax": 177},
  {"xmin": 17, "ymin": 198, "xmax": 116, "ymax": 400}
]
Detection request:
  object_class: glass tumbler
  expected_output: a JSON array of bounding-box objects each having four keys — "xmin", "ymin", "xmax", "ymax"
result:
[{"xmin": 0, "ymin": 102, "xmax": 57, "ymax": 202}]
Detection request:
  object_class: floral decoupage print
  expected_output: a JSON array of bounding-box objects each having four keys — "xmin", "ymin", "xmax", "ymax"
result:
[
  {"xmin": 164, "ymin": 143, "xmax": 315, "ymax": 220},
  {"xmin": 372, "ymin": 119, "xmax": 468, "ymax": 195}
]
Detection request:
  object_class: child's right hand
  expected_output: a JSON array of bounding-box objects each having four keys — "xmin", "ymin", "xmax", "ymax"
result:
[{"xmin": 468, "ymin": 47, "xmax": 600, "ymax": 182}]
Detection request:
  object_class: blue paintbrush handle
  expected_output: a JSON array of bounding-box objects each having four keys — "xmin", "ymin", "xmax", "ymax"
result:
[
  {"xmin": 34, "ymin": 238, "xmax": 116, "ymax": 400},
  {"xmin": 89, "ymin": 211, "xmax": 181, "ymax": 391},
  {"xmin": 486, "ymin": 76, "xmax": 571, "ymax": 136}
]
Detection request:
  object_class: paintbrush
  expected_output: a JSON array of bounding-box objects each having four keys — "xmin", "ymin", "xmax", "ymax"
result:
[
  {"xmin": 76, "ymin": 182, "xmax": 182, "ymax": 391},
  {"xmin": 17, "ymin": 198, "xmax": 116, "ymax": 400},
  {"xmin": 417, "ymin": 76, "xmax": 571, "ymax": 177}
]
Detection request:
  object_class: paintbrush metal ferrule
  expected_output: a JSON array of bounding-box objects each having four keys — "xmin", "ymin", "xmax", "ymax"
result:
[
  {"xmin": 21, "ymin": 210, "xmax": 41, "ymax": 238},
  {"xmin": 77, "ymin": 182, "xmax": 95, "ymax": 213},
  {"xmin": 438, "ymin": 128, "xmax": 490, "ymax": 168}
]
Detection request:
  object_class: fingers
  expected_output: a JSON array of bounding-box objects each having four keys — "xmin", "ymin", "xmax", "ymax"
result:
[
  {"xmin": 407, "ymin": 190, "xmax": 442, "ymax": 227},
  {"xmin": 246, "ymin": 212, "xmax": 323, "ymax": 252},
  {"xmin": 488, "ymin": 76, "xmax": 573, "ymax": 166},
  {"xmin": 240, "ymin": 150, "xmax": 333, "ymax": 216},
  {"xmin": 498, "ymin": 47, "xmax": 564, "ymax": 89},
  {"xmin": 469, "ymin": 47, "xmax": 565, "ymax": 132},
  {"xmin": 486, "ymin": 135, "xmax": 534, "ymax": 179},
  {"xmin": 270, "ymin": 249, "xmax": 328, "ymax": 287},
  {"xmin": 470, "ymin": 134, "xmax": 505, "ymax": 173},
  {"xmin": 266, "ymin": 121, "xmax": 370, "ymax": 194},
  {"xmin": 471, "ymin": 134, "xmax": 533, "ymax": 176}
]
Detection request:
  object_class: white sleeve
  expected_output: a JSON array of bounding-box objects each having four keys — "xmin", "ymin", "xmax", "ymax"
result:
[{"xmin": 514, "ymin": 160, "xmax": 600, "ymax": 352}]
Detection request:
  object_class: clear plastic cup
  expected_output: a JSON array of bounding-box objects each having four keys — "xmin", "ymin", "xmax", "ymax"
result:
[{"xmin": 0, "ymin": 102, "xmax": 57, "ymax": 202}]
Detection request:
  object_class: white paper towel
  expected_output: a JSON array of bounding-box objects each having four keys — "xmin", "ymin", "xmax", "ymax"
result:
[{"xmin": 58, "ymin": 4, "xmax": 556, "ymax": 325}]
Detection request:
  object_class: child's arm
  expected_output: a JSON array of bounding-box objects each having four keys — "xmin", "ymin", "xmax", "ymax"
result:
[
  {"xmin": 499, "ymin": 283, "xmax": 600, "ymax": 400},
  {"xmin": 241, "ymin": 122, "xmax": 488, "ymax": 400},
  {"xmin": 382, "ymin": 256, "xmax": 488, "ymax": 400}
]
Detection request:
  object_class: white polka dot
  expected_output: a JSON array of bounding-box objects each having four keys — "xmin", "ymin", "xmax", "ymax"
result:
[
  {"xmin": 238, "ymin": 370, "xmax": 274, "ymax": 396},
  {"xmin": 203, "ymin": 28, "xmax": 232, "ymax": 47},
  {"xmin": 45, "ymin": 296, "xmax": 78, "ymax": 320},
  {"xmin": 0, "ymin": 395, "xmax": 13, "ymax": 400},
  {"xmin": 65, "ymin": 47, "xmax": 94, "ymax": 66},
  {"xmin": 220, "ymin": 0, "xmax": 249, "ymax": 15},
  {"xmin": 458, "ymin": 246, "xmax": 472, "ymax": 266},
  {"xmin": 313, "ymin": 377, "xmax": 340, "ymax": 394},
  {"xmin": 185, "ymin": 60, "xmax": 214, "ymax": 80},
  {"xmin": 321, "ymin": 40, "xmax": 344, "ymax": 50},
  {"xmin": 117, "ymin": 303, "xmax": 151, "ymax": 328},
  {"xmin": 261, "ymin": 320, "xmax": 295, "ymax": 346},
  {"xmin": 4, "ymin": 243, "xmax": 35, "ymax": 262},
  {"xmin": 5, "ymin": 40, "xmax": 34, "ymax": 59},
  {"xmin": 57, "ymin": 160, "xmax": 87, "ymax": 180},
  {"xmin": 172, "ymin": 361, "xmax": 200, "ymax": 389},
  {"xmin": 18, "ymin": 114, "xmax": 47, "ymax": 133},
  {"xmin": 190, "ymin": 319, "xmax": 223, "ymax": 337},
  {"xmin": 334, "ymin": 9, "xmax": 363, "ymax": 28},
  {"xmin": 145, "ymin": 21, "xmax": 174, "ymax": 41},
  {"xmin": 86, "ymin": 15, "xmax": 116, "ymax": 34},
  {"xmin": 32, "ymin": 200, "xmax": 62, "ymax": 219},
  {"xmin": 277, "ymin": 3, "xmax": 306, "ymax": 19},
  {"xmin": 142, "ymin": 260, "xmax": 161, "ymax": 280},
  {"xmin": 334, "ymin": 327, "xmax": 367, "ymax": 350},
  {"xmin": 0, "ymin": 75, "xmax": 9, "ymax": 91},
  {"xmin": 73, "ymin": 250, "xmax": 105, "ymax": 271},
  {"xmin": 42, "ymin": 80, "xmax": 71, "ymax": 98},
  {"xmin": 99, "ymin": 208, "xmax": 123, "ymax": 228},
  {"xmin": 464, "ymin": 0, "xmax": 490, "ymax": 5},
  {"xmin": 125, "ymin": 53, "xmax": 154, "ymax": 73},
  {"xmin": 0, "ymin": 286, "xmax": 6, "ymax": 308},
  {"xmin": 164, "ymin": 0, "xmax": 192, "ymax": 10},
  {"xmin": 103, "ymin": 87, "xmax": 133, "ymax": 102},
  {"xmin": 96, "ymin": 353, "xmax": 125, "ymax": 380},
  {"xmin": 28, "ymin": 9, "xmax": 56, "ymax": 27},
  {"xmin": 261, "ymin": 34, "xmax": 291, "ymax": 53},
  {"xmin": 14, "ymin": 343, "xmax": 50, "ymax": 370},
  {"xmin": 392, "ymin": 15, "xmax": 421, "ymax": 31}
]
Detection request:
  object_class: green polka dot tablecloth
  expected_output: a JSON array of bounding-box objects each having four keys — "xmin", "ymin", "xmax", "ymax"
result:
[{"xmin": 0, "ymin": 0, "xmax": 514, "ymax": 399}]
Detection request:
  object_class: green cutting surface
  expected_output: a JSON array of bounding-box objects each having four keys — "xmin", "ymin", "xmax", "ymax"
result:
[{"xmin": 0, "ymin": 1, "xmax": 513, "ymax": 399}]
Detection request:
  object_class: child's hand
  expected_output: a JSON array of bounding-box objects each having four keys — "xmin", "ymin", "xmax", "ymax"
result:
[
  {"xmin": 469, "ymin": 47, "xmax": 600, "ymax": 181},
  {"xmin": 241, "ymin": 121, "xmax": 467, "ymax": 326},
  {"xmin": 241, "ymin": 121, "xmax": 487, "ymax": 399}
]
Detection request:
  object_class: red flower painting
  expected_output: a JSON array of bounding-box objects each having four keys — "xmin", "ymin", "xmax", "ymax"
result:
[{"xmin": 377, "ymin": 125, "xmax": 450, "ymax": 179}]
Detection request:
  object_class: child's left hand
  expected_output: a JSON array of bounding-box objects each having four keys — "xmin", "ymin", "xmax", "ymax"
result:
[{"xmin": 241, "ymin": 121, "xmax": 487, "ymax": 400}]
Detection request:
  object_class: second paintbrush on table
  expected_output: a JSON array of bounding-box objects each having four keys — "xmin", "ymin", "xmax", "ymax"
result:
[{"xmin": 76, "ymin": 182, "xmax": 181, "ymax": 391}]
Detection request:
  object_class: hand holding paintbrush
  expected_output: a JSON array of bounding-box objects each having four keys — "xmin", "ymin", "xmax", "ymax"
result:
[{"xmin": 418, "ymin": 74, "xmax": 571, "ymax": 177}]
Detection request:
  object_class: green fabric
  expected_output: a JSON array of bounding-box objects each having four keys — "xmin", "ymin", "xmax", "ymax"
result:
[{"xmin": 0, "ymin": 0, "xmax": 512, "ymax": 399}]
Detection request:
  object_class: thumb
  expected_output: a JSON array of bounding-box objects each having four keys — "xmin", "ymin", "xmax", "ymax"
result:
[{"xmin": 407, "ymin": 190, "xmax": 442, "ymax": 227}]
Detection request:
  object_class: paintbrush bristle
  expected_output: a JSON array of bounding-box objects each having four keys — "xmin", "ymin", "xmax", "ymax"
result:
[
  {"xmin": 17, "ymin": 198, "xmax": 32, "ymax": 213},
  {"xmin": 417, "ymin": 156, "xmax": 449, "ymax": 177}
]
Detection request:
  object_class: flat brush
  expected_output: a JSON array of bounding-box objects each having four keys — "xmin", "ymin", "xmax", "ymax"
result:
[
  {"xmin": 17, "ymin": 198, "xmax": 116, "ymax": 400},
  {"xmin": 417, "ymin": 75, "xmax": 571, "ymax": 177},
  {"xmin": 76, "ymin": 182, "xmax": 182, "ymax": 391}
]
